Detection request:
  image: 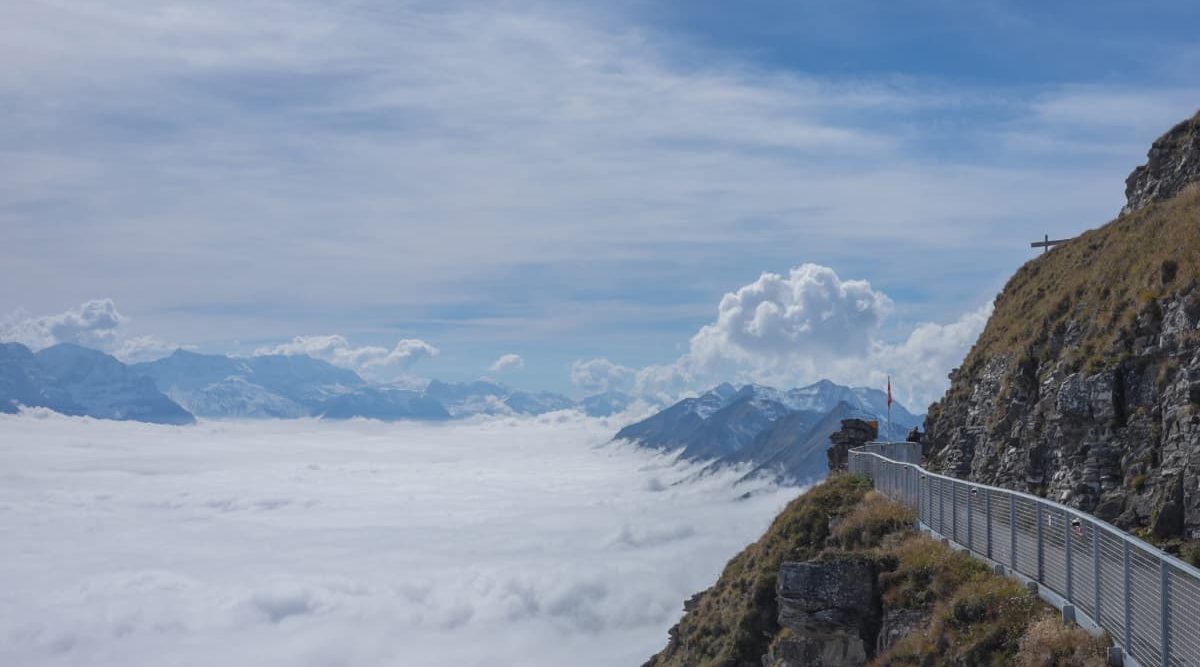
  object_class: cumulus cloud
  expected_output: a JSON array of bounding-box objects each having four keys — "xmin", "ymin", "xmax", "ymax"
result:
[
  {"xmin": 254, "ymin": 335, "xmax": 439, "ymax": 376},
  {"xmin": 569, "ymin": 358, "xmax": 635, "ymax": 394},
  {"xmin": 632, "ymin": 364, "xmax": 696, "ymax": 405},
  {"xmin": 852, "ymin": 303, "xmax": 993, "ymax": 410},
  {"xmin": 688, "ymin": 264, "xmax": 893, "ymax": 374},
  {"xmin": 0, "ymin": 298, "xmax": 127, "ymax": 349},
  {"xmin": 0, "ymin": 299, "xmax": 189, "ymax": 363},
  {"xmin": 488, "ymin": 353, "xmax": 525, "ymax": 373},
  {"xmin": 583, "ymin": 264, "xmax": 986, "ymax": 411},
  {"xmin": 0, "ymin": 413, "xmax": 800, "ymax": 667}
]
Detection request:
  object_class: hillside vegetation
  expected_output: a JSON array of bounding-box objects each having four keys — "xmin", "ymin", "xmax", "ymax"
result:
[
  {"xmin": 925, "ymin": 110, "xmax": 1200, "ymax": 547},
  {"xmin": 645, "ymin": 476, "xmax": 1108, "ymax": 666}
]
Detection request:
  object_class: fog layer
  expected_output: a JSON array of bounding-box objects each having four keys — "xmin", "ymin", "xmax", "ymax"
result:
[{"xmin": 0, "ymin": 411, "xmax": 801, "ymax": 666}]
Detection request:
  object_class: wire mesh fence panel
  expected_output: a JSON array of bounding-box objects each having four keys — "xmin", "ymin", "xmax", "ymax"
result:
[
  {"xmin": 1013, "ymin": 497, "xmax": 1040, "ymax": 581},
  {"xmin": 1127, "ymin": 545, "xmax": 1163, "ymax": 667},
  {"xmin": 1168, "ymin": 561, "xmax": 1200, "ymax": 667},
  {"xmin": 1042, "ymin": 507, "xmax": 1068, "ymax": 594},
  {"xmin": 849, "ymin": 447, "xmax": 1200, "ymax": 666},
  {"xmin": 969, "ymin": 488, "xmax": 988, "ymax": 557},
  {"xmin": 919, "ymin": 475, "xmax": 930, "ymax": 525},
  {"xmin": 1097, "ymin": 530, "xmax": 1127, "ymax": 650},
  {"xmin": 990, "ymin": 489, "xmax": 1013, "ymax": 568},
  {"xmin": 936, "ymin": 477, "xmax": 945, "ymax": 535},
  {"xmin": 955, "ymin": 482, "xmax": 970, "ymax": 545},
  {"xmin": 1071, "ymin": 520, "xmax": 1097, "ymax": 619}
]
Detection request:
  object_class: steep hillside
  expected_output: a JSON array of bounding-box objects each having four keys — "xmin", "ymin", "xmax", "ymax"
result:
[
  {"xmin": 925, "ymin": 110, "xmax": 1200, "ymax": 543},
  {"xmin": 644, "ymin": 476, "xmax": 1107, "ymax": 667}
]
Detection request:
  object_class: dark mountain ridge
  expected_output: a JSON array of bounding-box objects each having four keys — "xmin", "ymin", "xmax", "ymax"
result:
[{"xmin": 615, "ymin": 380, "xmax": 922, "ymax": 483}]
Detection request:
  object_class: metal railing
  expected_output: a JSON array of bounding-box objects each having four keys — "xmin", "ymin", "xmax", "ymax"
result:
[
  {"xmin": 853, "ymin": 441, "xmax": 922, "ymax": 464},
  {"xmin": 849, "ymin": 445, "xmax": 1200, "ymax": 667}
]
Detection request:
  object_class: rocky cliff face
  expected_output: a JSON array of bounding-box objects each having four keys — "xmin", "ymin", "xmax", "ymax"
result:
[
  {"xmin": 926, "ymin": 110, "xmax": 1200, "ymax": 543},
  {"xmin": 1123, "ymin": 111, "xmax": 1200, "ymax": 215},
  {"xmin": 764, "ymin": 557, "xmax": 881, "ymax": 667}
]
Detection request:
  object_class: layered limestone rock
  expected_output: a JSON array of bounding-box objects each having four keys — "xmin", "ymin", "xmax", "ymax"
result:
[
  {"xmin": 764, "ymin": 557, "xmax": 881, "ymax": 667},
  {"xmin": 925, "ymin": 111, "xmax": 1200, "ymax": 541},
  {"xmin": 1123, "ymin": 111, "xmax": 1200, "ymax": 215}
]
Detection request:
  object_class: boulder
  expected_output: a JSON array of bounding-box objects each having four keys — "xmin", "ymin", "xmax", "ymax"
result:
[{"xmin": 765, "ymin": 557, "xmax": 881, "ymax": 667}]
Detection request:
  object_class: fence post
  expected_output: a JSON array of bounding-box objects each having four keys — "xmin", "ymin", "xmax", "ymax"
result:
[
  {"xmin": 1161, "ymin": 558, "xmax": 1170, "ymax": 667},
  {"xmin": 1065, "ymin": 511, "xmax": 1073, "ymax": 602},
  {"xmin": 1123, "ymin": 541, "xmax": 1131, "ymax": 654},
  {"xmin": 1093, "ymin": 526, "xmax": 1101, "ymax": 629},
  {"xmin": 1036, "ymin": 504, "xmax": 1044, "ymax": 582},
  {"xmin": 1010, "ymin": 494, "xmax": 1017, "ymax": 570},
  {"xmin": 986, "ymin": 490, "xmax": 993, "ymax": 560}
]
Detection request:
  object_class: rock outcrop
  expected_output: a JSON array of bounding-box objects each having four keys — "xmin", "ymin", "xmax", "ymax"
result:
[
  {"xmin": 827, "ymin": 419, "xmax": 878, "ymax": 472},
  {"xmin": 644, "ymin": 476, "xmax": 1109, "ymax": 666},
  {"xmin": 925, "ymin": 110, "xmax": 1200, "ymax": 542},
  {"xmin": 1123, "ymin": 111, "xmax": 1200, "ymax": 215},
  {"xmin": 764, "ymin": 557, "xmax": 881, "ymax": 667}
]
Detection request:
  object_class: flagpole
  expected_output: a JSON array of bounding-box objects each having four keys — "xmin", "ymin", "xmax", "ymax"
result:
[{"xmin": 887, "ymin": 375, "xmax": 892, "ymax": 443}]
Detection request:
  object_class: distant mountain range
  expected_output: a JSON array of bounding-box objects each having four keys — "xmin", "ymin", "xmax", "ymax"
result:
[
  {"xmin": 0, "ymin": 343, "xmax": 636, "ymax": 424},
  {"xmin": 0, "ymin": 342, "xmax": 195, "ymax": 424},
  {"xmin": 614, "ymin": 380, "xmax": 923, "ymax": 483}
]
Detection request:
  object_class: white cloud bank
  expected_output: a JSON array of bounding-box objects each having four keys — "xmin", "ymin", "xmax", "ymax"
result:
[
  {"xmin": 0, "ymin": 299, "xmax": 181, "ymax": 363},
  {"xmin": 488, "ymin": 353, "xmax": 525, "ymax": 373},
  {"xmin": 0, "ymin": 298, "xmax": 126, "ymax": 349},
  {"xmin": 0, "ymin": 412, "xmax": 800, "ymax": 667},
  {"xmin": 574, "ymin": 263, "xmax": 990, "ymax": 411},
  {"xmin": 254, "ymin": 335, "xmax": 439, "ymax": 377}
]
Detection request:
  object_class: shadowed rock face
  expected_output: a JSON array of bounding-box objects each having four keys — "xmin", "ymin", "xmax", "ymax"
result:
[
  {"xmin": 827, "ymin": 418, "xmax": 878, "ymax": 473},
  {"xmin": 765, "ymin": 557, "xmax": 881, "ymax": 667},
  {"xmin": 1123, "ymin": 110, "xmax": 1200, "ymax": 215}
]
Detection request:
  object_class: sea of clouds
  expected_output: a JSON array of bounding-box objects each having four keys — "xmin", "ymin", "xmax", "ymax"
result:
[{"xmin": 0, "ymin": 410, "xmax": 802, "ymax": 667}]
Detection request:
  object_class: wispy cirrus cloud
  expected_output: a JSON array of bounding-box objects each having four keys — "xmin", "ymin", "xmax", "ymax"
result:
[{"xmin": 1, "ymin": 1, "xmax": 1196, "ymax": 390}]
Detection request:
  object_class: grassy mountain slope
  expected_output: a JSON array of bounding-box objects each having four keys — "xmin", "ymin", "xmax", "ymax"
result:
[
  {"xmin": 644, "ymin": 476, "xmax": 1107, "ymax": 666},
  {"xmin": 924, "ymin": 112, "xmax": 1200, "ymax": 543}
]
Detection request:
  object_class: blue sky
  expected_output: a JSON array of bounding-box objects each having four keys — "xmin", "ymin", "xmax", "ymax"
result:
[{"xmin": 1, "ymin": 0, "xmax": 1198, "ymax": 408}]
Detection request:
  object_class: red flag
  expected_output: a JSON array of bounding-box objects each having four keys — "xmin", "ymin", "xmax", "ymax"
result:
[{"xmin": 887, "ymin": 376, "xmax": 892, "ymax": 407}]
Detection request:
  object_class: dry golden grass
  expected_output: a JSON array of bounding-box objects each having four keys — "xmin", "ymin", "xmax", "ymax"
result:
[
  {"xmin": 877, "ymin": 575, "xmax": 1041, "ymax": 666},
  {"xmin": 645, "ymin": 474, "xmax": 875, "ymax": 667},
  {"xmin": 1014, "ymin": 614, "xmax": 1109, "ymax": 667},
  {"xmin": 928, "ymin": 186, "xmax": 1200, "ymax": 421},
  {"xmin": 831, "ymin": 490, "xmax": 918, "ymax": 549},
  {"xmin": 879, "ymin": 535, "xmax": 990, "ymax": 610},
  {"xmin": 649, "ymin": 478, "xmax": 1112, "ymax": 667}
]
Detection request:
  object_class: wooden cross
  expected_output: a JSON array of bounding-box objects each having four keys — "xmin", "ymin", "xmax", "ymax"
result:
[{"xmin": 1030, "ymin": 234, "xmax": 1072, "ymax": 253}]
